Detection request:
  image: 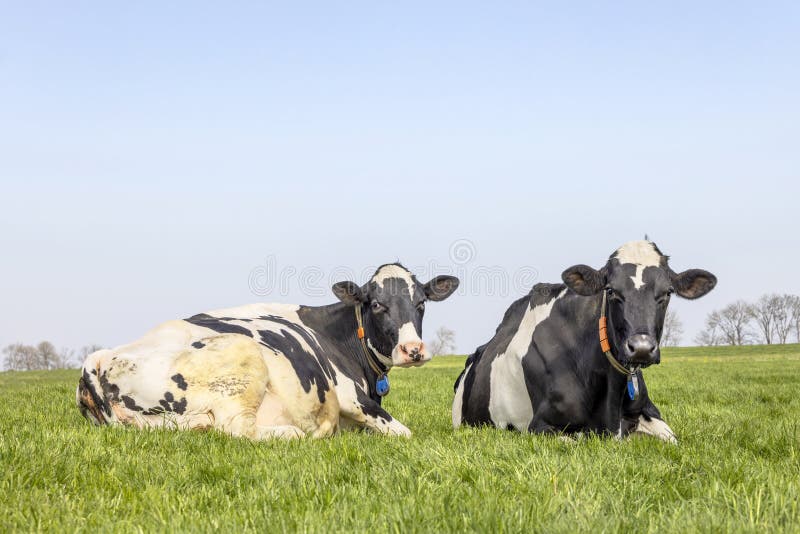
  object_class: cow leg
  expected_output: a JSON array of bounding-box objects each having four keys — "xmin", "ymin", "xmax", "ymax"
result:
[
  {"xmin": 631, "ymin": 413, "xmax": 676, "ymax": 443},
  {"xmin": 253, "ymin": 390, "xmax": 336, "ymax": 439},
  {"xmin": 341, "ymin": 400, "xmax": 411, "ymax": 437},
  {"xmin": 254, "ymin": 425, "xmax": 306, "ymax": 439},
  {"xmin": 625, "ymin": 399, "xmax": 677, "ymax": 444},
  {"xmin": 622, "ymin": 371, "xmax": 677, "ymax": 444},
  {"xmin": 209, "ymin": 403, "xmax": 306, "ymax": 440},
  {"xmin": 528, "ymin": 415, "xmax": 561, "ymax": 436}
]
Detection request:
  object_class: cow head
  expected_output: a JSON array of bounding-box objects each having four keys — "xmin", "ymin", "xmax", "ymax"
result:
[
  {"xmin": 561, "ymin": 241, "xmax": 716, "ymax": 366},
  {"xmin": 332, "ymin": 264, "xmax": 459, "ymax": 367}
]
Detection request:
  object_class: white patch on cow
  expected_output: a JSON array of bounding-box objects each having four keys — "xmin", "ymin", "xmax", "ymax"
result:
[
  {"xmin": 391, "ymin": 321, "xmax": 429, "ymax": 366},
  {"xmin": 396, "ymin": 321, "xmax": 421, "ymax": 345},
  {"xmin": 330, "ymin": 362, "xmax": 370, "ymax": 417},
  {"xmin": 385, "ymin": 419, "xmax": 412, "ymax": 437},
  {"xmin": 488, "ymin": 289, "xmax": 567, "ymax": 431},
  {"xmin": 631, "ymin": 265, "xmax": 646, "ymax": 289},
  {"xmin": 615, "ymin": 240, "xmax": 661, "ymax": 289},
  {"xmin": 372, "ymin": 265, "xmax": 416, "ymax": 300},
  {"xmin": 451, "ymin": 362, "xmax": 472, "ymax": 428},
  {"xmin": 614, "ymin": 241, "xmax": 662, "ymax": 267},
  {"xmin": 634, "ymin": 416, "xmax": 678, "ymax": 444},
  {"xmin": 206, "ymin": 303, "xmax": 303, "ymax": 323},
  {"xmin": 366, "ymin": 339, "xmax": 393, "ymax": 367}
]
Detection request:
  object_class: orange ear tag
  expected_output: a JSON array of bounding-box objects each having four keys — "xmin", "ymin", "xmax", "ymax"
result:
[{"xmin": 357, "ymin": 327, "xmax": 365, "ymax": 339}]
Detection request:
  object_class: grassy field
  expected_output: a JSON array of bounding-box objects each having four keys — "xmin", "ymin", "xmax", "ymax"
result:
[{"xmin": 1, "ymin": 345, "xmax": 799, "ymax": 533}]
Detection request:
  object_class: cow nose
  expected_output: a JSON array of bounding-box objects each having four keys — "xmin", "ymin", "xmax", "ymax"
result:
[
  {"xmin": 625, "ymin": 334, "xmax": 657, "ymax": 363},
  {"xmin": 400, "ymin": 342, "xmax": 424, "ymax": 362}
]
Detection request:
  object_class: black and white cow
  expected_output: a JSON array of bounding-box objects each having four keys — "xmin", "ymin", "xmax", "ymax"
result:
[
  {"xmin": 452, "ymin": 241, "xmax": 716, "ymax": 442},
  {"xmin": 77, "ymin": 264, "xmax": 458, "ymax": 439}
]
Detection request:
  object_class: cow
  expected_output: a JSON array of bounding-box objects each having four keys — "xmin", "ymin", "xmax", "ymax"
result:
[
  {"xmin": 452, "ymin": 241, "xmax": 716, "ymax": 442},
  {"xmin": 77, "ymin": 264, "xmax": 459, "ymax": 439}
]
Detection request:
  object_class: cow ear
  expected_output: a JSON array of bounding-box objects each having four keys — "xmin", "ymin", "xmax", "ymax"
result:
[
  {"xmin": 332, "ymin": 281, "xmax": 364, "ymax": 305},
  {"xmin": 562, "ymin": 265, "xmax": 605, "ymax": 296},
  {"xmin": 670, "ymin": 269, "xmax": 717, "ymax": 300},
  {"xmin": 423, "ymin": 276, "xmax": 460, "ymax": 302}
]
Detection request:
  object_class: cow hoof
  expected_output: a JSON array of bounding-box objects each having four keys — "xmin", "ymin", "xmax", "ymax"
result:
[
  {"xmin": 633, "ymin": 417, "xmax": 678, "ymax": 444},
  {"xmin": 386, "ymin": 421, "xmax": 412, "ymax": 437}
]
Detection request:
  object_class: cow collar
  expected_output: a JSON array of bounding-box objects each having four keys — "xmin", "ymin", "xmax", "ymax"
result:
[
  {"xmin": 354, "ymin": 305, "xmax": 391, "ymax": 397},
  {"xmin": 598, "ymin": 290, "xmax": 641, "ymax": 400}
]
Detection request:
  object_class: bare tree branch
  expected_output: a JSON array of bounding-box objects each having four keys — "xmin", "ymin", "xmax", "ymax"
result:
[
  {"xmin": 660, "ymin": 310, "xmax": 684, "ymax": 347},
  {"xmin": 748, "ymin": 294, "xmax": 782, "ymax": 345},
  {"xmin": 428, "ymin": 327, "xmax": 456, "ymax": 356}
]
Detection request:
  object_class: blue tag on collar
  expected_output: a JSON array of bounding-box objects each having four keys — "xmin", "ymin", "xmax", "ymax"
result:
[
  {"xmin": 376, "ymin": 374, "xmax": 390, "ymax": 397},
  {"xmin": 627, "ymin": 372, "xmax": 639, "ymax": 401}
]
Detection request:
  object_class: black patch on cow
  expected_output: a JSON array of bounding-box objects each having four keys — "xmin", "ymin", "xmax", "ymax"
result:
[
  {"xmin": 97, "ymin": 370, "xmax": 120, "ymax": 416},
  {"xmin": 191, "ymin": 341, "xmax": 205, "ymax": 349},
  {"xmin": 258, "ymin": 315, "xmax": 337, "ymax": 383},
  {"xmin": 77, "ymin": 370, "xmax": 109, "ymax": 424},
  {"xmin": 460, "ymin": 344, "xmax": 492, "ymax": 425},
  {"xmin": 150, "ymin": 391, "xmax": 188, "ymax": 415},
  {"xmin": 171, "ymin": 374, "xmax": 188, "ymax": 391},
  {"xmin": 259, "ymin": 328, "xmax": 331, "ymax": 403},
  {"xmin": 217, "ymin": 316, "xmax": 252, "ymax": 322},
  {"xmin": 121, "ymin": 395, "xmax": 144, "ymax": 412},
  {"xmin": 184, "ymin": 314, "xmax": 254, "ymax": 338}
]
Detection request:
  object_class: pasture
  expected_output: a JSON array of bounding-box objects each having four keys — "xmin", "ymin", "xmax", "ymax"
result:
[{"xmin": 1, "ymin": 345, "xmax": 799, "ymax": 533}]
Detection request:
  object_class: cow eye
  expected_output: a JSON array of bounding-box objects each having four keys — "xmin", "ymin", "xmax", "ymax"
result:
[
  {"xmin": 606, "ymin": 288, "xmax": 624, "ymax": 302},
  {"xmin": 371, "ymin": 300, "xmax": 385, "ymax": 312}
]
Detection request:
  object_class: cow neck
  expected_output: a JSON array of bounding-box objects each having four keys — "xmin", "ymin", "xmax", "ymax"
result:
[
  {"xmin": 598, "ymin": 290, "xmax": 641, "ymax": 400},
  {"xmin": 354, "ymin": 304, "xmax": 391, "ymax": 396},
  {"xmin": 299, "ymin": 303, "xmax": 385, "ymax": 392}
]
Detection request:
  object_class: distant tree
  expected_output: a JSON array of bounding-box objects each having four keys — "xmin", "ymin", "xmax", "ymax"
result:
[
  {"xmin": 36, "ymin": 341, "xmax": 59, "ymax": 370},
  {"xmin": 695, "ymin": 310, "xmax": 721, "ymax": 346},
  {"xmin": 748, "ymin": 294, "xmax": 782, "ymax": 345},
  {"xmin": 2, "ymin": 344, "xmax": 39, "ymax": 371},
  {"xmin": 2, "ymin": 341, "xmax": 92, "ymax": 371},
  {"xmin": 56, "ymin": 348, "xmax": 78, "ymax": 369},
  {"xmin": 772, "ymin": 294, "xmax": 796, "ymax": 344},
  {"xmin": 660, "ymin": 310, "xmax": 684, "ymax": 347},
  {"xmin": 694, "ymin": 328, "xmax": 719, "ymax": 346},
  {"xmin": 791, "ymin": 295, "xmax": 800, "ymax": 343},
  {"xmin": 710, "ymin": 301, "xmax": 753, "ymax": 346},
  {"xmin": 428, "ymin": 327, "xmax": 456, "ymax": 356}
]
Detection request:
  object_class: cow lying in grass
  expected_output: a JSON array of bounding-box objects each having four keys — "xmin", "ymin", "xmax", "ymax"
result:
[
  {"xmin": 78, "ymin": 264, "xmax": 458, "ymax": 439},
  {"xmin": 453, "ymin": 241, "xmax": 716, "ymax": 442}
]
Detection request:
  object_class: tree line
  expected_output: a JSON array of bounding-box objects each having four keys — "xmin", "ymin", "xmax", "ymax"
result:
[
  {"xmin": 694, "ymin": 294, "xmax": 800, "ymax": 346},
  {"xmin": 2, "ymin": 342, "xmax": 103, "ymax": 371}
]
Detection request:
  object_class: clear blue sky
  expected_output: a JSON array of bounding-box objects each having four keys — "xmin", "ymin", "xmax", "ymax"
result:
[{"xmin": 1, "ymin": 2, "xmax": 798, "ymax": 356}]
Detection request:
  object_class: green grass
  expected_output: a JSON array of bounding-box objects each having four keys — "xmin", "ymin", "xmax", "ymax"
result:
[{"xmin": 1, "ymin": 346, "xmax": 799, "ymax": 533}]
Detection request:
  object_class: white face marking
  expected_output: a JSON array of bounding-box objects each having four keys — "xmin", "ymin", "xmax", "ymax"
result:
[
  {"xmin": 488, "ymin": 288, "xmax": 567, "ymax": 431},
  {"xmin": 372, "ymin": 265, "xmax": 416, "ymax": 300},
  {"xmin": 614, "ymin": 241, "xmax": 662, "ymax": 267},
  {"xmin": 631, "ymin": 265, "xmax": 646, "ymax": 290},
  {"xmin": 615, "ymin": 241, "xmax": 661, "ymax": 290},
  {"xmin": 391, "ymin": 321, "xmax": 428, "ymax": 366}
]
